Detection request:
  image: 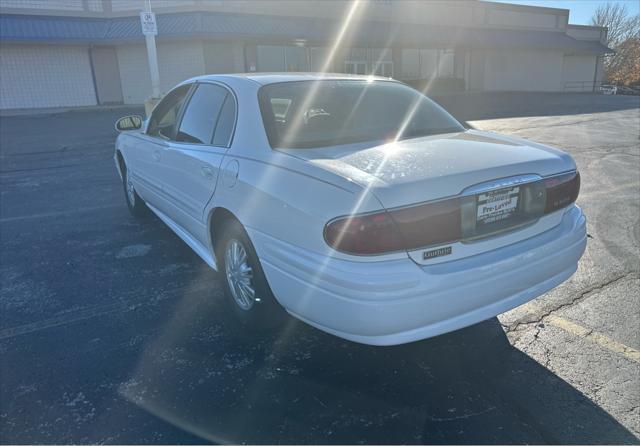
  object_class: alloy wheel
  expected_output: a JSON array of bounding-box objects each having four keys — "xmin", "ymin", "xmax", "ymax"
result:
[
  {"xmin": 224, "ymin": 239, "xmax": 256, "ymax": 310},
  {"xmin": 126, "ymin": 171, "xmax": 136, "ymax": 206}
]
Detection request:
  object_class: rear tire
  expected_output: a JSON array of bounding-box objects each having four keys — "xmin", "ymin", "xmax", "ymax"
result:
[
  {"xmin": 122, "ymin": 166, "xmax": 148, "ymax": 218},
  {"xmin": 216, "ymin": 219, "xmax": 285, "ymax": 330}
]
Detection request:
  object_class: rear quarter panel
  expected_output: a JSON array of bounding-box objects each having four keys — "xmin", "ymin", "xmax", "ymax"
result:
[
  {"xmin": 210, "ymin": 152, "xmax": 391, "ymax": 261},
  {"xmin": 204, "ymin": 76, "xmax": 405, "ymax": 263}
]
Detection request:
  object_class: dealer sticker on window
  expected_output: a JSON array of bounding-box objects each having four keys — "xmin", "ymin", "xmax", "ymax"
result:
[{"xmin": 476, "ymin": 186, "xmax": 520, "ymax": 226}]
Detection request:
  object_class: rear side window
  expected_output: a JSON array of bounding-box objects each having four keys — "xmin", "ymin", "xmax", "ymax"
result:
[
  {"xmin": 176, "ymin": 83, "xmax": 227, "ymax": 144},
  {"xmin": 212, "ymin": 95, "xmax": 236, "ymax": 147}
]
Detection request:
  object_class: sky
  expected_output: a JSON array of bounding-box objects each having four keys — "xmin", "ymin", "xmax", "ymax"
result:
[{"xmin": 488, "ymin": 0, "xmax": 640, "ymax": 25}]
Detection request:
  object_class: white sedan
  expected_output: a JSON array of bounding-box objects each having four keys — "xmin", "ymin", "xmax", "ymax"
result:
[{"xmin": 114, "ymin": 74, "xmax": 586, "ymax": 346}]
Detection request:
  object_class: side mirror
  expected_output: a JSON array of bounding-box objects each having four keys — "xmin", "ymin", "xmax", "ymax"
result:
[{"xmin": 115, "ymin": 115, "xmax": 143, "ymax": 132}]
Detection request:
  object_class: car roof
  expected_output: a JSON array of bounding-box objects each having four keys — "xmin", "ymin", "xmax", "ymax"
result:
[{"xmin": 184, "ymin": 72, "xmax": 396, "ymax": 86}]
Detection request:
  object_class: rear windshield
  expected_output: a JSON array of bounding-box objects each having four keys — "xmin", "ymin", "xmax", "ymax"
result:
[{"xmin": 258, "ymin": 80, "xmax": 464, "ymax": 149}]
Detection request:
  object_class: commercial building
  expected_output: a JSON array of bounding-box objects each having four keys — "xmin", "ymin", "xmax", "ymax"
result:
[{"xmin": 0, "ymin": 0, "xmax": 612, "ymax": 110}]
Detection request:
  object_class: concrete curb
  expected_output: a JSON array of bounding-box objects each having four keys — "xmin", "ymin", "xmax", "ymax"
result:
[{"xmin": 0, "ymin": 104, "xmax": 144, "ymax": 118}]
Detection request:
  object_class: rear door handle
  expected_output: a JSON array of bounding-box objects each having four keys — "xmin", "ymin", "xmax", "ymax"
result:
[
  {"xmin": 152, "ymin": 150, "xmax": 161, "ymax": 161},
  {"xmin": 201, "ymin": 166, "xmax": 215, "ymax": 180}
]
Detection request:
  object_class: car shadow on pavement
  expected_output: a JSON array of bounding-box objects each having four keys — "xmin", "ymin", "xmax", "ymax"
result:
[
  {"xmin": 1, "ymin": 212, "xmax": 637, "ymax": 444},
  {"xmin": 116, "ymin": 276, "xmax": 639, "ymax": 445}
]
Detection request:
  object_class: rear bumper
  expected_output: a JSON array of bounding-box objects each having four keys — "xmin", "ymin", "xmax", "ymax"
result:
[{"xmin": 250, "ymin": 205, "xmax": 587, "ymax": 346}]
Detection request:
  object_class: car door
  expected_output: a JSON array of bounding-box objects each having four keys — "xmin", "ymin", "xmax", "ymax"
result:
[
  {"xmin": 160, "ymin": 82, "xmax": 237, "ymax": 245},
  {"xmin": 131, "ymin": 84, "xmax": 192, "ymax": 211}
]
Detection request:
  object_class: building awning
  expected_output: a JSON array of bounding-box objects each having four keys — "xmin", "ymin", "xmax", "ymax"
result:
[
  {"xmin": 0, "ymin": 12, "xmax": 613, "ymax": 54},
  {"xmin": 0, "ymin": 14, "xmax": 110, "ymax": 41},
  {"xmin": 394, "ymin": 23, "xmax": 613, "ymax": 53}
]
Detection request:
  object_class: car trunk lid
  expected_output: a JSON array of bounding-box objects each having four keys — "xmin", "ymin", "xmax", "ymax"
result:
[
  {"xmin": 280, "ymin": 130, "xmax": 574, "ymax": 208},
  {"xmin": 279, "ymin": 130, "xmax": 578, "ymax": 260}
]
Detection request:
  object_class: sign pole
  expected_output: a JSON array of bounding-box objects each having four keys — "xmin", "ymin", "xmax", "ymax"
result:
[
  {"xmin": 140, "ymin": 3, "xmax": 160, "ymax": 99},
  {"xmin": 145, "ymin": 33, "xmax": 160, "ymax": 98}
]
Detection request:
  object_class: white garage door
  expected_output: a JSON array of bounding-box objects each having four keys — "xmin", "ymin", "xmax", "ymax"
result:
[
  {"xmin": 117, "ymin": 41, "xmax": 205, "ymax": 104},
  {"xmin": 562, "ymin": 54, "xmax": 598, "ymax": 92},
  {"xmin": 0, "ymin": 44, "xmax": 97, "ymax": 109},
  {"xmin": 482, "ymin": 49, "xmax": 565, "ymax": 92}
]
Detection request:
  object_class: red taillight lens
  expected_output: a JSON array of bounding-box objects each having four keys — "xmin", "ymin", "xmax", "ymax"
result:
[
  {"xmin": 544, "ymin": 171, "xmax": 580, "ymax": 214},
  {"xmin": 387, "ymin": 197, "xmax": 462, "ymax": 248},
  {"xmin": 324, "ymin": 211, "xmax": 405, "ymax": 255},
  {"xmin": 324, "ymin": 198, "xmax": 462, "ymax": 255},
  {"xmin": 325, "ymin": 171, "xmax": 579, "ymax": 256}
]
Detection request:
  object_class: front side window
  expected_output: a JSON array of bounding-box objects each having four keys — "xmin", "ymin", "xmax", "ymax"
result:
[
  {"xmin": 147, "ymin": 85, "xmax": 191, "ymax": 140},
  {"xmin": 176, "ymin": 83, "xmax": 227, "ymax": 144},
  {"xmin": 258, "ymin": 80, "xmax": 464, "ymax": 149}
]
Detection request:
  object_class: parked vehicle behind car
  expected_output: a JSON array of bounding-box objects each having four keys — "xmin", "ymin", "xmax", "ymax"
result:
[
  {"xmin": 616, "ymin": 86, "xmax": 640, "ymax": 96},
  {"xmin": 114, "ymin": 74, "xmax": 586, "ymax": 346}
]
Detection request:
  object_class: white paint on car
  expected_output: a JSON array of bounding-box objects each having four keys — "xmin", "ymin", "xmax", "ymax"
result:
[{"xmin": 114, "ymin": 73, "xmax": 587, "ymax": 345}]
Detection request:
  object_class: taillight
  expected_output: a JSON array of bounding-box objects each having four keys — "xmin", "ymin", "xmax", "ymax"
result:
[
  {"xmin": 324, "ymin": 211, "xmax": 405, "ymax": 255},
  {"xmin": 387, "ymin": 197, "xmax": 462, "ymax": 248},
  {"xmin": 325, "ymin": 170, "xmax": 580, "ymax": 256},
  {"xmin": 544, "ymin": 171, "xmax": 580, "ymax": 214},
  {"xmin": 323, "ymin": 199, "xmax": 462, "ymax": 255}
]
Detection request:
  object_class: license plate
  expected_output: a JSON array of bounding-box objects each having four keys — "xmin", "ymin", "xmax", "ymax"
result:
[{"xmin": 476, "ymin": 186, "xmax": 520, "ymax": 226}]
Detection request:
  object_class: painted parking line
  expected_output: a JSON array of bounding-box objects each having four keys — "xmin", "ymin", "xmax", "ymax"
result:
[
  {"xmin": 519, "ymin": 302, "xmax": 640, "ymax": 365},
  {"xmin": 545, "ymin": 314, "xmax": 640, "ymax": 364}
]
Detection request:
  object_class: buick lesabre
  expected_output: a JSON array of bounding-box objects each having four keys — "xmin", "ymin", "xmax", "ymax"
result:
[{"xmin": 114, "ymin": 74, "xmax": 586, "ymax": 345}]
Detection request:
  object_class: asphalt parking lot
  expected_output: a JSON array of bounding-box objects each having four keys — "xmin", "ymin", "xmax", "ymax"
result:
[{"xmin": 1, "ymin": 92, "xmax": 638, "ymax": 444}]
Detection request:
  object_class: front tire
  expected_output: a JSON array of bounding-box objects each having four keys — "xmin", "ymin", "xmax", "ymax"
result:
[
  {"xmin": 122, "ymin": 167, "xmax": 148, "ymax": 218},
  {"xmin": 217, "ymin": 219, "xmax": 285, "ymax": 330}
]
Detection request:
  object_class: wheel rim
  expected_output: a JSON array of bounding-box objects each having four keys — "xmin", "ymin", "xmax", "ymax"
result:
[
  {"xmin": 224, "ymin": 239, "xmax": 255, "ymax": 310},
  {"xmin": 126, "ymin": 171, "xmax": 136, "ymax": 205}
]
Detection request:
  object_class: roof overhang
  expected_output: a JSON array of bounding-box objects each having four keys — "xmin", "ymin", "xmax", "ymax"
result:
[{"xmin": 0, "ymin": 12, "xmax": 614, "ymax": 54}]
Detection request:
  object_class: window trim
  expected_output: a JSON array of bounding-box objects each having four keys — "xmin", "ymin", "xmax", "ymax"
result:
[{"xmin": 173, "ymin": 80, "xmax": 239, "ymax": 149}]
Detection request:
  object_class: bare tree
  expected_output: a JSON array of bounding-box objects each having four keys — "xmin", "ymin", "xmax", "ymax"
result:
[
  {"xmin": 591, "ymin": 2, "xmax": 639, "ymax": 46},
  {"xmin": 591, "ymin": 2, "xmax": 640, "ymax": 85}
]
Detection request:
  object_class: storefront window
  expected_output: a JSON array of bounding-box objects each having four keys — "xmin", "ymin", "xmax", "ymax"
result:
[
  {"xmin": 420, "ymin": 49, "xmax": 438, "ymax": 78},
  {"xmin": 401, "ymin": 48, "xmax": 456, "ymax": 80},
  {"xmin": 310, "ymin": 47, "xmax": 328, "ymax": 72},
  {"xmin": 438, "ymin": 49, "xmax": 455, "ymax": 77},
  {"xmin": 401, "ymin": 49, "xmax": 420, "ymax": 79},
  {"xmin": 344, "ymin": 48, "xmax": 393, "ymax": 76},
  {"xmin": 257, "ymin": 45, "xmax": 309, "ymax": 72},
  {"xmin": 257, "ymin": 45, "xmax": 285, "ymax": 72},
  {"xmin": 285, "ymin": 46, "xmax": 308, "ymax": 72},
  {"xmin": 345, "ymin": 61, "xmax": 367, "ymax": 75},
  {"xmin": 372, "ymin": 62, "xmax": 393, "ymax": 77}
]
